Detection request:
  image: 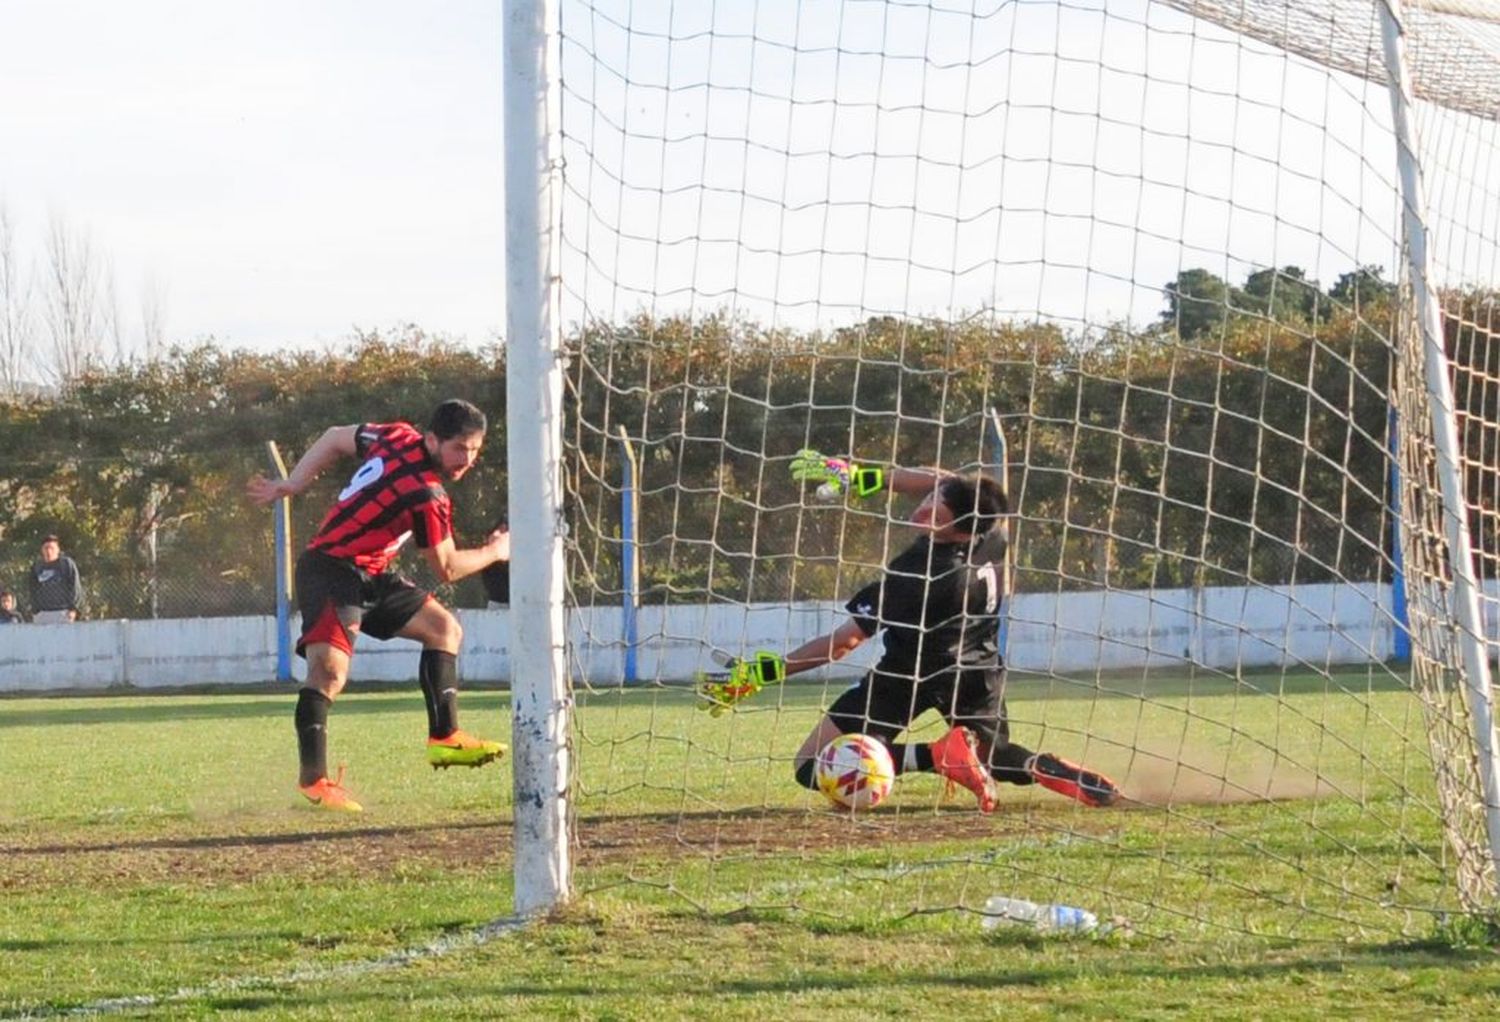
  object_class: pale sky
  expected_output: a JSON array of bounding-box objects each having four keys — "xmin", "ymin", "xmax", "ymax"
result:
[
  {"xmin": 3, "ymin": 0, "xmax": 1490, "ymax": 369},
  {"xmin": 0, "ymin": 1, "xmax": 505, "ymax": 355}
]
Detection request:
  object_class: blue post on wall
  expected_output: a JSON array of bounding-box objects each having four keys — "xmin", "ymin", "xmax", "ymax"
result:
[
  {"xmin": 265, "ymin": 441, "xmax": 295, "ymax": 682},
  {"xmin": 616, "ymin": 426, "xmax": 641, "ymax": 685},
  {"xmin": 1388, "ymin": 407, "xmax": 1412, "ymax": 663}
]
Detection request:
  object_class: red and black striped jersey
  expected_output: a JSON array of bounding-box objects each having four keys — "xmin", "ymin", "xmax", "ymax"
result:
[{"xmin": 307, "ymin": 422, "xmax": 452, "ymax": 575}]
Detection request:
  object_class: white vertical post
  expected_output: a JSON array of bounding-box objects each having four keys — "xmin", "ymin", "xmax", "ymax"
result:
[
  {"xmin": 1379, "ymin": 0, "xmax": 1500, "ymax": 899},
  {"xmin": 503, "ymin": 0, "xmax": 570, "ymax": 916}
]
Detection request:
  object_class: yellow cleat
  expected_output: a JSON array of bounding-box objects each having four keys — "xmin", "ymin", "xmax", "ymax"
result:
[
  {"xmin": 427, "ymin": 729, "xmax": 506, "ymax": 770},
  {"xmin": 298, "ymin": 766, "xmax": 364, "ymax": 812}
]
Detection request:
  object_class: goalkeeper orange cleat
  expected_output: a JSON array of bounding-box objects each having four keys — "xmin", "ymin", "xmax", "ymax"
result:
[
  {"xmin": 298, "ymin": 766, "xmax": 363, "ymax": 813},
  {"xmin": 427, "ymin": 729, "xmax": 506, "ymax": 770},
  {"xmin": 1028, "ymin": 752, "xmax": 1120, "ymax": 807},
  {"xmin": 930, "ymin": 726, "xmax": 998, "ymax": 813}
]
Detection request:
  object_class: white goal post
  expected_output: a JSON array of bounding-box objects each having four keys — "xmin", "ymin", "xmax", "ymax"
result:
[
  {"xmin": 502, "ymin": 0, "xmax": 570, "ymax": 916},
  {"xmin": 503, "ymin": 0, "xmax": 1500, "ymax": 934}
]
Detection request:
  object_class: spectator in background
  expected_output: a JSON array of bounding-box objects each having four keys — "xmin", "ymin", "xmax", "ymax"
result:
[
  {"xmin": 0, "ymin": 589, "xmax": 23, "ymax": 623},
  {"xmin": 29, "ymin": 535, "xmax": 83, "ymax": 624},
  {"xmin": 480, "ymin": 520, "xmax": 510, "ymax": 608}
]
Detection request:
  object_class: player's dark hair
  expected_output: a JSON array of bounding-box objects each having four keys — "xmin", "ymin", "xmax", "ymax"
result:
[
  {"xmin": 429, "ymin": 399, "xmax": 487, "ymax": 440},
  {"xmin": 939, "ymin": 473, "xmax": 1008, "ymax": 536}
]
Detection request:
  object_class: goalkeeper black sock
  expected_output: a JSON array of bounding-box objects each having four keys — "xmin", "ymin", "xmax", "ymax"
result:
[
  {"xmin": 294, "ymin": 687, "xmax": 332, "ymax": 787},
  {"xmin": 794, "ymin": 758, "xmax": 818, "ymax": 791},
  {"xmin": 418, "ymin": 649, "xmax": 460, "ymax": 739},
  {"xmin": 987, "ymin": 741, "xmax": 1037, "ymax": 786},
  {"xmin": 891, "ymin": 742, "xmax": 934, "ymax": 775}
]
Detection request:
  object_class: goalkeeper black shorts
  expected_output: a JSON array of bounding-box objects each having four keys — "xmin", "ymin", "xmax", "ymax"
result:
[{"xmin": 825, "ymin": 665, "xmax": 1009, "ymax": 748}]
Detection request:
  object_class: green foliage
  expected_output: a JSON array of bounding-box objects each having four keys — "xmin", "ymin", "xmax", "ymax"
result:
[
  {"xmin": 1431, "ymin": 911, "xmax": 1500, "ymax": 951},
  {"xmin": 1163, "ymin": 264, "xmax": 1395, "ymax": 342},
  {"xmin": 2, "ymin": 270, "xmax": 1493, "ymax": 618},
  {"xmin": 1163, "ymin": 267, "xmax": 1234, "ymax": 341},
  {"xmin": 0, "ymin": 329, "xmax": 505, "ymax": 618},
  {"xmin": 567, "ymin": 296, "xmax": 1404, "ymax": 604}
]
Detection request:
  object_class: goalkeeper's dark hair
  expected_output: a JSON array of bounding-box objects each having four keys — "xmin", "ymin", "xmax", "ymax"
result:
[
  {"xmin": 429, "ymin": 398, "xmax": 487, "ymax": 440},
  {"xmin": 939, "ymin": 473, "xmax": 1008, "ymax": 536}
]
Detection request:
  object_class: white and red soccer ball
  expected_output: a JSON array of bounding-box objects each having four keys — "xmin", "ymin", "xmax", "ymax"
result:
[{"xmin": 815, "ymin": 733, "xmax": 895, "ymax": 810}]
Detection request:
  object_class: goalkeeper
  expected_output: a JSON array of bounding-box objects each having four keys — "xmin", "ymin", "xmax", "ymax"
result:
[{"xmin": 699, "ymin": 450, "xmax": 1119, "ymax": 812}]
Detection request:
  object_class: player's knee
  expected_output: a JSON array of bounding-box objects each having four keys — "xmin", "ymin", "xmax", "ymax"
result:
[
  {"xmin": 426, "ymin": 607, "xmax": 463, "ymax": 650},
  {"xmin": 305, "ymin": 659, "xmax": 349, "ymax": 700},
  {"xmin": 794, "ymin": 757, "xmax": 818, "ymax": 791},
  {"xmin": 308, "ymin": 674, "xmax": 347, "ymax": 701}
]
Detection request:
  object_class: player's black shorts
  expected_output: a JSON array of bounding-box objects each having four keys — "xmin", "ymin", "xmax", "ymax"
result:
[
  {"xmin": 825, "ymin": 663, "xmax": 1010, "ymax": 749},
  {"xmin": 294, "ymin": 549, "xmax": 430, "ymax": 657}
]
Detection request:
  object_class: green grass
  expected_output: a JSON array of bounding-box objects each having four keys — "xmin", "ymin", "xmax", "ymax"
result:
[{"xmin": 1, "ymin": 674, "xmax": 1497, "ymax": 1018}]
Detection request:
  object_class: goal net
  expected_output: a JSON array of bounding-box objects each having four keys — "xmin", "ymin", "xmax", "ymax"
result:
[{"xmin": 516, "ymin": 0, "xmax": 1500, "ymax": 939}]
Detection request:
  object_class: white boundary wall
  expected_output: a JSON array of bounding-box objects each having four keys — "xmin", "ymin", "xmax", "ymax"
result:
[{"xmin": 2, "ymin": 580, "xmax": 1486, "ymax": 693}]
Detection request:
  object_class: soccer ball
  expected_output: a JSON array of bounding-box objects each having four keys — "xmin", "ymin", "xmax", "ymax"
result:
[{"xmin": 815, "ymin": 733, "xmax": 896, "ymax": 810}]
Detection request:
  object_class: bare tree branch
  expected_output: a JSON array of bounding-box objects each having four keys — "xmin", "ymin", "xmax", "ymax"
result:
[
  {"xmin": 0, "ymin": 203, "xmax": 34, "ymax": 392},
  {"xmin": 41, "ymin": 213, "xmax": 107, "ymax": 384},
  {"xmin": 140, "ymin": 273, "xmax": 167, "ymax": 361}
]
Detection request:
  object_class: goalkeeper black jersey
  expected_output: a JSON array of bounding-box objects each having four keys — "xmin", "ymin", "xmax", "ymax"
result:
[{"xmin": 844, "ymin": 528, "xmax": 1009, "ymax": 681}]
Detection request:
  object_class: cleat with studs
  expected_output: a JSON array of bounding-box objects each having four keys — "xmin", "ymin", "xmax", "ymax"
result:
[
  {"xmin": 1028, "ymin": 752, "xmax": 1120, "ymax": 807},
  {"xmin": 426, "ymin": 729, "xmax": 506, "ymax": 770},
  {"xmin": 298, "ymin": 765, "xmax": 363, "ymax": 812},
  {"xmin": 929, "ymin": 726, "xmax": 998, "ymax": 813}
]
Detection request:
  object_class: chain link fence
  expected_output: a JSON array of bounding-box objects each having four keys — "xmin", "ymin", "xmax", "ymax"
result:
[{"xmin": 0, "ymin": 443, "xmax": 504, "ymax": 623}]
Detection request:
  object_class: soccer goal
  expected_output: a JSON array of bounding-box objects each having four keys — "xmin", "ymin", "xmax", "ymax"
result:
[{"xmin": 503, "ymin": 0, "xmax": 1500, "ymax": 939}]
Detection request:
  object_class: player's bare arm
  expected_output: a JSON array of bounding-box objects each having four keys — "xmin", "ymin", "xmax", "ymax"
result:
[
  {"xmin": 246, "ymin": 425, "xmax": 360, "ymax": 504},
  {"xmin": 420, "ymin": 527, "xmax": 510, "ymax": 585},
  {"xmin": 883, "ymin": 465, "xmax": 951, "ymax": 497},
  {"xmin": 782, "ymin": 619, "xmax": 868, "ymax": 677}
]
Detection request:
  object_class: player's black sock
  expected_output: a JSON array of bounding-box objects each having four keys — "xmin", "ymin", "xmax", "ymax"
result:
[
  {"xmin": 890, "ymin": 742, "xmax": 934, "ymax": 775},
  {"xmin": 419, "ymin": 649, "xmax": 460, "ymax": 739},
  {"xmin": 794, "ymin": 758, "xmax": 818, "ymax": 790},
  {"xmin": 294, "ymin": 687, "xmax": 332, "ymax": 787},
  {"xmin": 987, "ymin": 741, "xmax": 1037, "ymax": 786}
]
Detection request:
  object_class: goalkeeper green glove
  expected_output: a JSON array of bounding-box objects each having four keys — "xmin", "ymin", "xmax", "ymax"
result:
[
  {"xmin": 695, "ymin": 651, "xmax": 787, "ymax": 717},
  {"xmin": 790, "ymin": 448, "xmax": 885, "ymax": 500}
]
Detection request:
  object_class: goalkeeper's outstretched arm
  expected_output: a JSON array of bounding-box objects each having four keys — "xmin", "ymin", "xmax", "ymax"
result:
[
  {"xmin": 791, "ymin": 448, "xmax": 952, "ymax": 501},
  {"xmin": 698, "ymin": 619, "xmax": 868, "ymax": 715},
  {"xmin": 882, "ymin": 465, "xmax": 951, "ymax": 498},
  {"xmin": 783, "ymin": 619, "xmax": 868, "ymax": 676}
]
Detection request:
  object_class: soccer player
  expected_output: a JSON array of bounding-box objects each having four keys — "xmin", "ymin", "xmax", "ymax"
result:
[
  {"xmin": 698, "ymin": 450, "xmax": 1119, "ymax": 813},
  {"xmin": 246, "ymin": 398, "xmax": 510, "ymax": 812}
]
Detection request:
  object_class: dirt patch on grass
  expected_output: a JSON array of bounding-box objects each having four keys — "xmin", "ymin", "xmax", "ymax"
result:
[{"xmin": 0, "ymin": 805, "xmax": 1122, "ymax": 891}]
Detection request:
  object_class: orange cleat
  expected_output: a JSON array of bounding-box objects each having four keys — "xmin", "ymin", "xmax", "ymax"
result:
[
  {"xmin": 929, "ymin": 726, "xmax": 998, "ymax": 813},
  {"xmin": 1028, "ymin": 752, "xmax": 1120, "ymax": 807},
  {"xmin": 298, "ymin": 765, "xmax": 364, "ymax": 812},
  {"xmin": 426, "ymin": 729, "xmax": 506, "ymax": 770}
]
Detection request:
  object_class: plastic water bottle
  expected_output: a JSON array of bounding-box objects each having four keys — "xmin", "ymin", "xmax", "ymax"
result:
[{"xmin": 981, "ymin": 895, "xmax": 1098, "ymax": 933}]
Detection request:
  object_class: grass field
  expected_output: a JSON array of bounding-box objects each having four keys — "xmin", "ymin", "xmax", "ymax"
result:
[{"xmin": 2, "ymin": 674, "xmax": 1498, "ymax": 1018}]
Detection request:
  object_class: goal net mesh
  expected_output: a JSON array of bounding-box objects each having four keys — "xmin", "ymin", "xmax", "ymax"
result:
[{"xmin": 552, "ymin": 0, "xmax": 1500, "ymax": 939}]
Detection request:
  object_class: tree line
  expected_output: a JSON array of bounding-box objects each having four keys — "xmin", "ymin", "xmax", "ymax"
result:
[{"xmin": 2, "ymin": 266, "xmax": 1494, "ymax": 620}]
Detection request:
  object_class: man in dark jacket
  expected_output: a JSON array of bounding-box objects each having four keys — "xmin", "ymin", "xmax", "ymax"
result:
[{"xmin": 29, "ymin": 535, "xmax": 83, "ymax": 624}]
